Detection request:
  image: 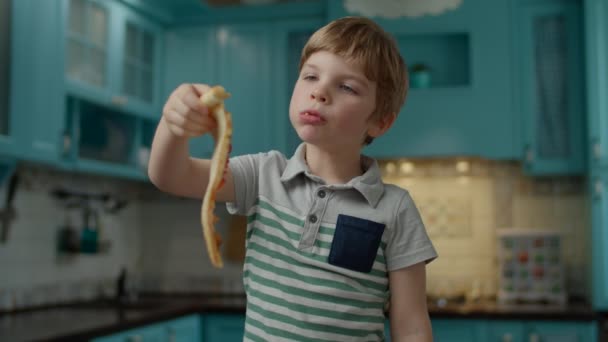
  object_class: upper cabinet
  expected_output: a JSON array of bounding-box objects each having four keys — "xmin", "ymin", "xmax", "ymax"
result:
[
  {"xmin": 328, "ymin": 0, "xmax": 518, "ymax": 160},
  {"xmin": 64, "ymin": 0, "xmax": 163, "ymax": 118},
  {"xmin": 10, "ymin": 0, "xmax": 164, "ymax": 180},
  {"xmin": 514, "ymin": 0, "xmax": 585, "ymax": 175},
  {"xmin": 586, "ymin": 0, "xmax": 608, "ymax": 170},
  {"xmin": 586, "ymin": 0, "xmax": 608, "ymax": 311}
]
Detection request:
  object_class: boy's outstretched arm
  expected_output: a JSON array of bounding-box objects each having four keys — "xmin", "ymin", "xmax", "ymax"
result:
[
  {"xmin": 389, "ymin": 262, "xmax": 433, "ymax": 342},
  {"xmin": 148, "ymin": 83, "xmax": 235, "ymax": 202}
]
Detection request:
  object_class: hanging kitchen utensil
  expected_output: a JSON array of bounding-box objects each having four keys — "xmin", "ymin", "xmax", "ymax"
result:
[{"xmin": 0, "ymin": 171, "xmax": 18, "ymax": 243}]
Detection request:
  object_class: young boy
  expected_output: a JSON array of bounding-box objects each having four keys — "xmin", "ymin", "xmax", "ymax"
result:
[{"xmin": 149, "ymin": 16, "xmax": 437, "ymax": 342}]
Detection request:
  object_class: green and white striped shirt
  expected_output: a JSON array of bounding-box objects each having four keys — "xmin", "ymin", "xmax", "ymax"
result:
[{"xmin": 227, "ymin": 144, "xmax": 437, "ymax": 342}]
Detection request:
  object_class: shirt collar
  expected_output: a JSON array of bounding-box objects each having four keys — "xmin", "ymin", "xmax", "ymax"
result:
[{"xmin": 280, "ymin": 143, "xmax": 385, "ymax": 207}]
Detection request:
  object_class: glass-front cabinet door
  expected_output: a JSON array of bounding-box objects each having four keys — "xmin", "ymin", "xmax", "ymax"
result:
[
  {"xmin": 65, "ymin": 0, "xmax": 110, "ymax": 96},
  {"xmin": 63, "ymin": 0, "xmax": 162, "ymax": 117},
  {"xmin": 118, "ymin": 9, "xmax": 162, "ymax": 115},
  {"xmin": 516, "ymin": 0, "xmax": 585, "ymax": 175}
]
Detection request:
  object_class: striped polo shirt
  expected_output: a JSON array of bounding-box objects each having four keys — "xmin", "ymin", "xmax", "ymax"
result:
[{"xmin": 226, "ymin": 143, "xmax": 437, "ymax": 342}]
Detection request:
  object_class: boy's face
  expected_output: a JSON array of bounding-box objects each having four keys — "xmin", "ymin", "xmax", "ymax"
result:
[{"xmin": 289, "ymin": 51, "xmax": 384, "ymax": 152}]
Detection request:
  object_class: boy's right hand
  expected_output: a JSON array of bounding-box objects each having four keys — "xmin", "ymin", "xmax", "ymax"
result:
[{"xmin": 162, "ymin": 83, "xmax": 217, "ymax": 138}]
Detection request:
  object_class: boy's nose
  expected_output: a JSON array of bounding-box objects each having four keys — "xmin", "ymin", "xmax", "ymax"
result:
[{"xmin": 310, "ymin": 89, "xmax": 328, "ymax": 103}]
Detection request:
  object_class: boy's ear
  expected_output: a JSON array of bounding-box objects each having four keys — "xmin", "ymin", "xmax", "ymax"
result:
[{"xmin": 368, "ymin": 112, "xmax": 397, "ymax": 138}]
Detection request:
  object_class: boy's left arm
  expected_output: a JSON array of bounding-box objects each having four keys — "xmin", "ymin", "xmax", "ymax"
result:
[{"xmin": 388, "ymin": 262, "xmax": 433, "ymax": 342}]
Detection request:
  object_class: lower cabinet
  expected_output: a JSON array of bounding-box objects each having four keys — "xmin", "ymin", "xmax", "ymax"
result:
[
  {"xmin": 91, "ymin": 314, "xmax": 597, "ymax": 342},
  {"xmin": 91, "ymin": 314, "xmax": 201, "ymax": 342},
  {"xmin": 202, "ymin": 313, "xmax": 245, "ymax": 342},
  {"xmin": 385, "ymin": 318, "xmax": 597, "ymax": 342}
]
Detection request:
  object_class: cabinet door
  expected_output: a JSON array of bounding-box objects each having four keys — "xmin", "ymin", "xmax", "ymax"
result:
[
  {"xmin": 12, "ymin": 0, "xmax": 66, "ymax": 164},
  {"xmin": 431, "ymin": 319, "xmax": 486, "ymax": 342},
  {"xmin": 163, "ymin": 26, "xmax": 217, "ymax": 159},
  {"xmin": 585, "ymin": 0, "xmax": 608, "ymax": 168},
  {"xmin": 67, "ymin": 97, "xmax": 147, "ymax": 180},
  {"xmin": 92, "ymin": 323, "xmax": 165, "ymax": 342},
  {"xmin": 116, "ymin": 6, "xmax": 163, "ymax": 116},
  {"xmin": 165, "ymin": 314, "xmax": 202, "ymax": 342},
  {"xmin": 516, "ymin": 0, "xmax": 585, "ymax": 175},
  {"xmin": 488, "ymin": 320, "xmax": 525, "ymax": 342},
  {"xmin": 64, "ymin": 0, "xmax": 112, "ymax": 101},
  {"xmin": 203, "ymin": 314, "xmax": 245, "ymax": 342},
  {"xmin": 215, "ymin": 23, "xmax": 274, "ymax": 156},
  {"xmin": 329, "ymin": 0, "xmax": 517, "ymax": 160},
  {"xmin": 64, "ymin": 0, "xmax": 163, "ymax": 117},
  {"xmin": 591, "ymin": 170, "xmax": 608, "ymax": 310},
  {"xmin": 525, "ymin": 321, "xmax": 597, "ymax": 342}
]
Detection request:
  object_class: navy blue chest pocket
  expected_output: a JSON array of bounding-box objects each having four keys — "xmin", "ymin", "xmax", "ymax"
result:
[{"xmin": 328, "ymin": 214, "xmax": 385, "ymax": 273}]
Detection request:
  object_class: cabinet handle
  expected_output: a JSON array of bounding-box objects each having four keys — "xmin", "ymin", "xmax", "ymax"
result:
[
  {"xmin": 525, "ymin": 144, "xmax": 534, "ymax": 163},
  {"xmin": 502, "ymin": 333, "xmax": 513, "ymax": 342},
  {"xmin": 592, "ymin": 138, "xmax": 602, "ymax": 160},
  {"xmin": 167, "ymin": 327, "xmax": 176, "ymax": 342},
  {"xmin": 594, "ymin": 178, "xmax": 604, "ymax": 200},
  {"xmin": 62, "ymin": 132, "xmax": 71, "ymax": 157},
  {"xmin": 111, "ymin": 95, "xmax": 128, "ymax": 106},
  {"xmin": 125, "ymin": 334, "xmax": 142, "ymax": 342},
  {"xmin": 528, "ymin": 333, "xmax": 540, "ymax": 342}
]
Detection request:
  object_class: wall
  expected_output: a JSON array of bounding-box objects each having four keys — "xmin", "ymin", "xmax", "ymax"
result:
[
  {"xmin": 0, "ymin": 165, "xmax": 142, "ymax": 310},
  {"xmin": 0, "ymin": 158, "xmax": 591, "ymax": 311},
  {"xmin": 380, "ymin": 158, "xmax": 590, "ymax": 301},
  {"xmin": 137, "ymin": 157, "xmax": 591, "ymax": 302}
]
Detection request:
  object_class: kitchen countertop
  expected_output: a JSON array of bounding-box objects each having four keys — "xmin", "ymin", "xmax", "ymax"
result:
[{"xmin": 0, "ymin": 293, "xmax": 598, "ymax": 342}]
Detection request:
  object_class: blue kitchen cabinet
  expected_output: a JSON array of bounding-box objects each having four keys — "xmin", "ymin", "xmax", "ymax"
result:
[
  {"xmin": 63, "ymin": 0, "xmax": 164, "ymax": 119},
  {"xmin": 165, "ymin": 314, "xmax": 203, "ymax": 342},
  {"xmin": 487, "ymin": 320, "xmax": 525, "ymax": 342},
  {"xmin": 487, "ymin": 319, "xmax": 597, "ymax": 342},
  {"xmin": 514, "ymin": 0, "xmax": 586, "ymax": 175},
  {"xmin": 92, "ymin": 323, "xmax": 165, "ymax": 342},
  {"xmin": 586, "ymin": 0, "xmax": 608, "ymax": 312},
  {"xmin": 590, "ymin": 170, "xmax": 608, "ymax": 310},
  {"xmin": 524, "ymin": 321, "xmax": 597, "ymax": 342},
  {"xmin": 11, "ymin": 0, "xmax": 67, "ymax": 165},
  {"xmin": 65, "ymin": 97, "xmax": 148, "ymax": 180},
  {"xmin": 203, "ymin": 313, "xmax": 245, "ymax": 342},
  {"xmin": 163, "ymin": 26, "xmax": 218, "ymax": 159},
  {"xmin": 213, "ymin": 23, "xmax": 275, "ymax": 156},
  {"xmin": 163, "ymin": 22, "xmax": 278, "ymax": 158},
  {"xmin": 586, "ymin": 0, "xmax": 608, "ymax": 169},
  {"xmin": 328, "ymin": 0, "xmax": 517, "ymax": 160},
  {"xmin": 92, "ymin": 314, "xmax": 201, "ymax": 342},
  {"xmin": 431, "ymin": 319, "xmax": 486, "ymax": 342},
  {"xmin": 389, "ymin": 319, "xmax": 487, "ymax": 341}
]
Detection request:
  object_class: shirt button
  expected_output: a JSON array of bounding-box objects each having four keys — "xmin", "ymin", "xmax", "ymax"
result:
[
  {"xmin": 317, "ymin": 190, "xmax": 326, "ymax": 198},
  {"xmin": 309, "ymin": 214, "xmax": 318, "ymax": 223}
]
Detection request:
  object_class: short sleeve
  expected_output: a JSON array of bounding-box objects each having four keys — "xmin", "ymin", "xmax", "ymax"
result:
[
  {"xmin": 225, "ymin": 153, "xmax": 262, "ymax": 216},
  {"xmin": 385, "ymin": 193, "xmax": 438, "ymax": 271}
]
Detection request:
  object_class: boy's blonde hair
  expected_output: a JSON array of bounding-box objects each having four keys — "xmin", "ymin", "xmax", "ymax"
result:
[{"xmin": 299, "ymin": 16, "xmax": 408, "ymax": 145}]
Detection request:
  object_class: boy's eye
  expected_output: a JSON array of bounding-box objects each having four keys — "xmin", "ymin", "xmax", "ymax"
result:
[
  {"xmin": 302, "ymin": 74, "xmax": 317, "ymax": 81},
  {"xmin": 340, "ymin": 84, "xmax": 356, "ymax": 94}
]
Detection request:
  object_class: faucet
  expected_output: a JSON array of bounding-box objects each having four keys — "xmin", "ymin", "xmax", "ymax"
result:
[{"xmin": 116, "ymin": 267, "xmax": 127, "ymax": 302}]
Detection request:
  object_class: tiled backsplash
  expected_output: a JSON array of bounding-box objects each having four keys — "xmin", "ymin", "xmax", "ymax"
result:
[
  {"xmin": 0, "ymin": 158, "xmax": 592, "ymax": 311},
  {"xmin": 379, "ymin": 158, "xmax": 590, "ymax": 301},
  {"xmin": 0, "ymin": 165, "xmax": 143, "ymax": 310}
]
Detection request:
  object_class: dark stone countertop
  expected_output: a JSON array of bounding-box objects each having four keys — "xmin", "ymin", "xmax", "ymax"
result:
[{"xmin": 0, "ymin": 293, "xmax": 598, "ymax": 342}]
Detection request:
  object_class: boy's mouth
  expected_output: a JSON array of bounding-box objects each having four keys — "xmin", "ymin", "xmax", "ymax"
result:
[{"xmin": 299, "ymin": 110, "xmax": 326, "ymax": 124}]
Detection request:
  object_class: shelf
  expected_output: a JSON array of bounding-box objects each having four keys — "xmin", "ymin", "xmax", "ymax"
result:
[{"xmin": 396, "ymin": 32, "xmax": 471, "ymax": 88}]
